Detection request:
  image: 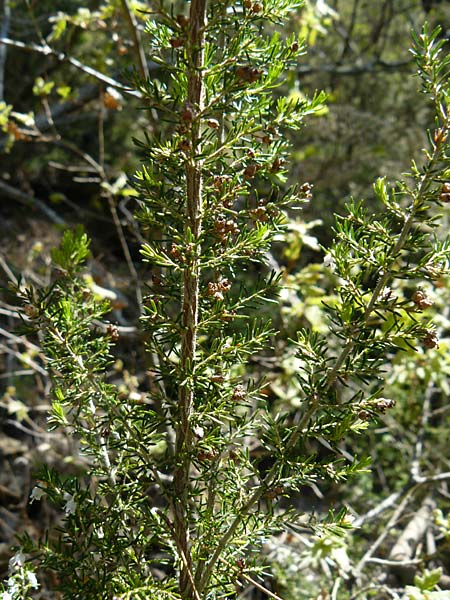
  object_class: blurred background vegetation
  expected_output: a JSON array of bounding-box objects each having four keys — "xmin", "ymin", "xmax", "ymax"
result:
[{"xmin": 1, "ymin": 1, "xmax": 449, "ymax": 598}]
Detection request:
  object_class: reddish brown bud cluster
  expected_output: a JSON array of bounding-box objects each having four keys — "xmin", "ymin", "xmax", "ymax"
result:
[
  {"xmin": 207, "ymin": 118, "xmax": 220, "ymax": 129},
  {"xmin": 176, "ymin": 14, "xmax": 189, "ymax": 28},
  {"xmin": 412, "ymin": 289, "xmax": 433, "ymax": 310},
  {"xmin": 299, "ymin": 182, "xmax": 313, "ymax": 200},
  {"xmin": 214, "ymin": 216, "xmax": 240, "ymax": 242},
  {"xmin": 181, "ymin": 103, "xmax": 196, "ymax": 123},
  {"xmin": 236, "ymin": 65, "xmax": 263, "ymax": 83},
  {"xmin": 197, "ymin": 449, "xmax": 218, "ymax": 461},
  {"xmin": 434, "ymin": 128, "xmax": 448, "ymax": 144},
  {"xmin": 106, "ymin": 324, "xmax": 120, "ymax": 342},
  {"xmin": 210, "ymin": 373, "xmax": 225, "ymax": 383},
  {"xmin": 169, "ymin": 244, "xmax": 182, "ymax": 260},
  {"xmin": 208, "ymin": 278, "xmax": 231, "ymax": 301},
  {"xmin": 232, "ymin": 384, "xmax": 246, "ymax": 402},
  {"xmin": 169, "ymin": 37, "xmax": 184, "ymax": 48},
  {"xmin": 178, "ymin": 139, "xmax": 191, "ymax": 153},
  {"xmin": 243, "ymin": 164, "xmax": 259, "ymax": 179},
  {"xmin": 24, "ymin": 304, "xmax": 39, "ymax": 319},
  {"xmin": 373, "ymin": 397, "xmax": 395, "ymax": 413},
  {"xmin": 440, "ymin": 182, "xmax": 450, "ymax": 203},
  {"xmin": 236, "ymin": 557, "xmax": 246, "ymax": 570},
  {"xmin": 270, "ymin": 157, "xmax": 285, "ymax": 172},
  {"xmin": 266, "ymin": 485, "xmax": 284, "ymax": 500},
  {"xmin": 250, "ymin": 200, "xmax": 279, "ymax": 222},
  {"xmin": 358, "ymin": 410, "xmax": 371, "ymax": 421},
  {"xmin": 422, "ymin": 329, "xmax": 439, "ymax": 349}
]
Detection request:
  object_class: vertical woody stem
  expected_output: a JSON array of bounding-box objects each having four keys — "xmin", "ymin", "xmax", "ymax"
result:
[{"xmin": 173, "ymin": 1, "xmax": 207, "ymax": 598}]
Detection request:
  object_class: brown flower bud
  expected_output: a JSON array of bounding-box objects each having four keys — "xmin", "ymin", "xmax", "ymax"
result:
[
  {"xmin": 374, "ymin": 397, "xmax": 395, "ymax": 413},
  {"xmin": 103, "ymin": 88, "xmax": 123, "ymax": 111},
  {"xmin": 244, "ymin": 0, "xmax": 253, "ymax": 9},
  {"xmin": 434, "ymin": 128, "xmax": 448, "ymax": 144},
  {"xmin": 300, "ymin": 182, "xmax": 313, "ymax": 199},
  {"xmin": 270, "ymin": 157, "xmax": 285, "ymax": 172},
  {"xmin": 236, "ymin": 65, "xmax": 263, "ymax": 83},
  {"xmin": 106, "ymin": 324, "xmax": 120, "ymax": 342},
  {"xmin": 211, "ymin": 373, "xmax": 225, "ymax": 383},
  {"xmin": 243, "ymin": 164, "xmax": 258, "ymax": 179},
  {"xmin": 178, "ymin": 139, "xmax": 191, "ymax": 152},
  {"xmin": 236, "ymin": 557, "xmax": 246, "ymax": 570},
  {"xmin": 181, "ymin": 103, "xmax": 196, "ymax": 122},
  {"xmin": 207, "ymin": 118, "xmax": 220, "ymax": 129},
  {"xmin": 232, "ymin": 384, "xmax": 246, "ymax": 402},
  {"xmin": 251, "ymin": 2, "xmax": 263, "ymax": 13},
  {"xmin": 24, "ymin": 304, "xmax": 39, "ymax": 319},
  {"xmin": 412, "ymin": 290, "xmax": 433, "ymax": 310},
  {"xmin": 266, "ymin": 486, "xmax": 284, "ymax": 500},
  {"xmin": 170, "ymin": 37, "xmax": 184, "ymax": 48},
  {"xmin": 358, "ymin": 410, "xmax": 371, "ymax": 421},
  {"xmin": 440, "ymin": 182, "xmax": 450, "ymax": 203},
  {"xmin": 290, "ymin": 41, "xmax": 299, "ymax": 53},
  {"xmin": 197, "ymin": 449, "xmax": 218, "ymax": 461},
  {"xmin": 176, "ymin": 14, "xmax": 189, "ymax": 28},
  {"xmin": 422, "ymin": 329, "xmax": 439, "ymax": 349},
  {"xmin": 169, "ymin": 244, "xmax": 181, "ymax": 260}
]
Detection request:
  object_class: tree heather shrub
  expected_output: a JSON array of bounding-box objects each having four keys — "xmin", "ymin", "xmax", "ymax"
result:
[{"xmin": 2, "ymin": 2, "xmax": 450, "ymax": 599}]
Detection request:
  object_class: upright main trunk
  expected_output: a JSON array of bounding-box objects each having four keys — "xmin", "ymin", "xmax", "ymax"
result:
[{"xmin": 173, "ymin": 1, "xmax": 207, "ymax": 598}]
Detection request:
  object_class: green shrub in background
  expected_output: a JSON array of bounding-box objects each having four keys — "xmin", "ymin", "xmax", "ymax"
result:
[{"xmin": 1, "ymin": 2, "xmax": 450, "ymax": 599}]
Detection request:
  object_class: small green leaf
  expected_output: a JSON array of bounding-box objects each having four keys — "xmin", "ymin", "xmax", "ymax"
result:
[
  {"xmin": 414, "ymin": 568, "xmax": 443, "ymax": 592},
  {"xmin": 33, "ymin": 77, "xmax": 55, "ymax": 97}
]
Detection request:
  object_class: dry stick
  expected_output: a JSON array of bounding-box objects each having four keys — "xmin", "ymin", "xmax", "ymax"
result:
[
  {"xmin": 172, "ymin": 1, "xmax": 207, "ymax": 598},
  {"xmin": 37, "ymin": 133, "xmax": 143, "ymax": 310},
  {"xmin": 119, "ymin": 0, "xmax": 149, "ymax": 80},
  {"xmin": 354, "ymin": 489, "xmax": 414, "ymax": 579}
]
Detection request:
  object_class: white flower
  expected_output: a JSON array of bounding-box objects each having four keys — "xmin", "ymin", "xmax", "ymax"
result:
[
  {"xmin": 30, "ymin": 486, "xmax": 46, "ymax": 502},
  {"xmin": 26, "ymin": 571, "xmax": 39, "ymax": 589},
  {"xmin": 63, "ymin": 492, "xmax": 76, "ymax": 515},
  {"xmin": 1, "ymin": 591, "xmax": 13, "ymax": 600},
  {"xmin": 323, "ymin": 253, "xmax": 337, "ymax": 272},
  {"xmin": 9, "ymin": 551, "xmax": 25, "ymax": 570}
]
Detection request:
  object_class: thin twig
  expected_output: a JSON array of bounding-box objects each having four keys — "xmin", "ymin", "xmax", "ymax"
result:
[{"xmin": 0, "ymin": 37, "xmax": 142, "ymax": 97}]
